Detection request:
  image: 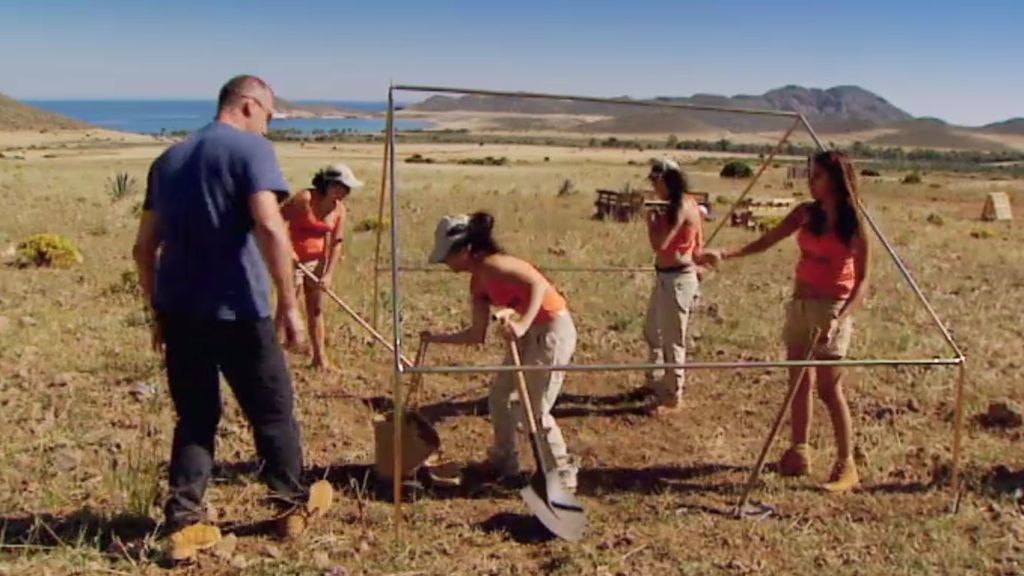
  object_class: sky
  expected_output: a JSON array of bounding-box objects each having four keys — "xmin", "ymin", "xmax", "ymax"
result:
[{"xmin": 0, "ymin": 0, "xmax": 1021, "ymax": 126}]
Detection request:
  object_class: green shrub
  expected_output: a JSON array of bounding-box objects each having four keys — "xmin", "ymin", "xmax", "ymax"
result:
[
  {"xmin": 926, "ymin": 213, "xmax": 945, "ymax": 226},
  {"xmin": 457, "ymin": 156, "xmax": 509, "ymax": 166},
  {"xmin": 715, "ymin": 195, "xmax": 733, "ymax": 205},
  {"xmin": 405, "ymin": 154, "xmax": 434, "ymax": 164},
  {"xmin": 15, "ymin": 233, "xmax": 83, "ymax": 268},
  {"xmin": 354, "ymin": 218, "xmax": 387, "ymax": 233},
  {"xmin": 720, "ymin": 161, "xmax": 754, "ymax": 179},
  {"xmin": 901, "ymin": 172, "xmax": 923, "ymax": 185},
  {"xmin": 105, "ymin": 268, "xmax": 141, "ymax": 297},
  {"xmin": 861, "ymin": 168, "xmax": 881, "ymax": 177},
  {"xmin": 108, "ymin": 171, "xmax": 138, "ymax": 202},
  {"xmin": 970, "ymin": 228, "xmax": 993, "ymax": 239},
  {"xmin": 757, "ymin": 216, "xmax": 784, "ymax": 231}
]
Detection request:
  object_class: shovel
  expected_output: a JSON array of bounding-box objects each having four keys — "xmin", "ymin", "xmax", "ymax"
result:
[
  {"xmin": 508, "ymin": 338, "xmax": 587, "ymax": 542},
  {"xmin": 293, "ymin": 261, "xmax": 413, "ymax": 368},
  {"xmin": 373, "ymin": 338, "xmax": 441, "ymax": 481}
]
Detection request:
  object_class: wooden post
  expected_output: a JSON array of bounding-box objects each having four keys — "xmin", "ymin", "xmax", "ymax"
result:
[{"xmin": 372, "ymin": 97, "xmax": 394, "ymax": 332}]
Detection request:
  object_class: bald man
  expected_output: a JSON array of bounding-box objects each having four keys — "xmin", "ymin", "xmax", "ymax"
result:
[{"xmin": 134, "ymin": 75, "xmax": 331, "ymax": 561}]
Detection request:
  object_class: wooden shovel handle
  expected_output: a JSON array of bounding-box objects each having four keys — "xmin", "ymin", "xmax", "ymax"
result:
[
  {"xmin": 509, "ymin": 340, "xmax": 541, "ymax": 436},
  {"xmin": 405, "ymin": 339, "xmax": 429, "ymax": 409},
  {"xmin": 734, "ymin": 327, "xmax": 821, "ymax": 516}
]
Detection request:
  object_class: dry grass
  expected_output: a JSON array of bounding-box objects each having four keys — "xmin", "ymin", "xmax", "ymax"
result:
[{"xmin": 1, "ymin": 138, "xmax": 1023, "ymax": 575}]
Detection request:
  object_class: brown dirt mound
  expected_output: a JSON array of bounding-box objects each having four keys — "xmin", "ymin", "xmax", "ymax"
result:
[
  {"xmin": 578, "ymin": 111, "xmax": 713, "ymax": 134},
  {"xmin": 981, "ymin": 118, "xmax": 1024, "ymax": 135},
  {"xmin": 869, "ymin": 118, "xmax": 1011, "ymax": 151}
]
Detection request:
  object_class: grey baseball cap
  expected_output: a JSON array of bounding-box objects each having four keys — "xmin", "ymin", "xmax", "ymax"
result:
[{"xmin": 428, "ymin": 214, "xmax": 470, "ymax": 264}]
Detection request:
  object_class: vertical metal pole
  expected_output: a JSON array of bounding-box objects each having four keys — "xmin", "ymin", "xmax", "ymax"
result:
[
  {"xmin": 386, "ymin": 87, "xmax": 405, "ymax": 542},
  {"xmin": 951, "ymin": 361, "xmax": 966, "ymax": 497},
  {"xmin": 704, "ymin": 117, "xmax": 801, "ymax": 247},
  {"xmin": 372, "ymin": 100, "xmax": 394, "ymax": 331}
]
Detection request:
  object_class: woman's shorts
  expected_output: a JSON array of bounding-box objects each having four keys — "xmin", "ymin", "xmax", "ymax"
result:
[
  {"xmin": 782, "ymin": 299, "xmax": 853, "ymax": 359},
  {"xmin": 294, "ymin": 260, "xmax": 320, "ymax": 289}
]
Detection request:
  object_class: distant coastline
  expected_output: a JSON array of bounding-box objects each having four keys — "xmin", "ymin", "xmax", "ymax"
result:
[{"xmin": 25, "ymin": 100, "xmax": 429, "ymax": 135}]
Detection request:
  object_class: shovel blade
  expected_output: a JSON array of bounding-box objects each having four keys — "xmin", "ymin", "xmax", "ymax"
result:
[{"xmin": 520, "ymin": 472, "xmax": 586, "ymax": 542}]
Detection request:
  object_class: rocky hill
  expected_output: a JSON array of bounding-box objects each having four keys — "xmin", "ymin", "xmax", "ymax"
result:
[
  {"xmin": 410, "ymin": 84, "xmax": 914, "ymax": 133},
  {"xmin": 0, "ymin": 93, "xmax": 91, "ymax": 131}
]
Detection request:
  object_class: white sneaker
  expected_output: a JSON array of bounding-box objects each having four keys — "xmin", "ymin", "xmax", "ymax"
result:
[{"xmin": 556, "ymin": 458, "xmax": 579, "ymax": 493}]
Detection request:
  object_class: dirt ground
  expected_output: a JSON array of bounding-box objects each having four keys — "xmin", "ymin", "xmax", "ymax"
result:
[{"xmin": 1, "ymin": 135, "xmax": 1022, "ymax": 575}]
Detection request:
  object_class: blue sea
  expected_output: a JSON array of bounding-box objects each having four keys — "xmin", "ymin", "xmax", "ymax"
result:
[{"xmin": 25, "ymin": 100, "xmax": 427, "ymax": 135}]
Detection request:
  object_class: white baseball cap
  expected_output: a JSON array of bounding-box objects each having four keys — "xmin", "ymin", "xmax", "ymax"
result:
[
  {"xmin": 320, "ymin": 162, "xmax": 364, "ymax": 190},
  {"xmin": 649, "ymin": 157, "xmax": 681, "ymax": 174},
  {"xmin": 428, "ymin": 214, "xmax": 470, "ymax": 264}
]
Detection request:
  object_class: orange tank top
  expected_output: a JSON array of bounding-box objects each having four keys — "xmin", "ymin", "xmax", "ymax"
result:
[
  {"xmin": 656, "ymin": 196, "xmax": 702, "ymax": 259},
  {"xmin": 288, "ymin": 191, "xmax": 339, "ymax": 262},
  {"xmin": 795, "ymin": 226, "xmax": 856, "ymax": 299},
  {"xmin": 470, "ymin": 264, "xmax": 568, "ymax": 325}
]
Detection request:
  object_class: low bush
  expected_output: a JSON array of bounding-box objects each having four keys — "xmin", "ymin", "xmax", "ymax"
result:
[{"xmin": 14, "ymin": 233, "xmax": 83, "ymax": 268}]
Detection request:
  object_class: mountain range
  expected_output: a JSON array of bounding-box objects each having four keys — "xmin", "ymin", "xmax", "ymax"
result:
[
  {"xmin": 2, "ymin": 86, "xmax": 1022, "ymax": 151},
  {"xmin": 410, "ymin": 85, "xmax": 1024, "ymax": 145}
]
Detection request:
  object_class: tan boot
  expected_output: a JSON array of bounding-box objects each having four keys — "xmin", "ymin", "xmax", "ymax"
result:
[
  {"xmin": 306, "ymin": 479, "xmax": 334, "ymax": 517},
  {"xmin": 165, "ymin": 523, "xmax": 222, "ymax": 562},
  {"xmin": 778, "ymin": 443, "xmax": 812, "ymax": 477},
  {"xmin": 822, "ymin": 458, "xmax": 859, "ymax": 493},
  {"xmin": 277, "ymin": 480, "xmax": 335, "ymax": 540}
]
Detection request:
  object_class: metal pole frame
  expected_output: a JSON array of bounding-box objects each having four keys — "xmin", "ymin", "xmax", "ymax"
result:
[
  {"xmin": 385, "ymin": 86, "xmax": 406, "ymax": 539},
  {"xmin": 381, "ymin": 85, "xmax": 969, "ymax": 532},
  {"xmin": 372, "ymin": 113, "xmax": 797, "ymax": 275},
  {"xmin": 372, "ymin": 95, "xmax": 394, "ymax": 332},
  {"xmin": 703, "ymin": 117, "xmax": 801, "ymax": 248}
]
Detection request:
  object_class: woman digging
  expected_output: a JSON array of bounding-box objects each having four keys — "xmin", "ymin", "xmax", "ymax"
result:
[
  {"xmin": 278, "ymin": 163, "xmax": 362, "ymax": 371},
  {"xmin": 711, "ymin": 151, "xmax": 871, "ymax": 492},
  {"xmin": 643, "ymin": 158, "xmax": 715, "ymax": 415},
  {"xmin": 421, "ymin": 212, "xmax": 579, "ymax": 493}
]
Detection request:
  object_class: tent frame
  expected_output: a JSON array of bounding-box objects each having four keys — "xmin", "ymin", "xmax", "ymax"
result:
[{"xmin": 372, "ymin": 84, "xmax": 967, "ymax": 539}]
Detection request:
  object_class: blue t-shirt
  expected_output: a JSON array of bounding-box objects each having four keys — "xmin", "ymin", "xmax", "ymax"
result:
[{"xmin": 144, "ymin": 122, "xmax": 289, "ymax": 320}]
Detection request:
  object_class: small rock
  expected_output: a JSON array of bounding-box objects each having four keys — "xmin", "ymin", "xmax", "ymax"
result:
[
  {"xmin": 312, "ymin": 551, "xmax": 331, "ymax": 568},
  {"xmin": 19, "ymin": 316, "xmax": 37, "ymax": 327},
  {"xmin": 263, "ymin": 544, "xmax": 282, "ymax": 559},
  {"xmin": 906, "ymin": 398, "xmax": 922, "ymax": 413},
  {"xmin": 930, "ymin": 461, "xmax": 952, "ymax": 486},
  {"xmin": 854, "ymin": 446, "xmax": 870, "ymax": 468},
  {"xmin": 230, "ymin": 554, "xmax": 249, "ymax": 569},
  {"xmin": 53, "ymin": 449, "xmax": 80, "ymax": 473},
  {"xmin": 980, "ymin": 401, "xmax": 1023, "ymax": 429},
  {"xmin": 51, "ymin": 372, "xmax": 75, "ymax": 387},
  {"xmin": 204, "ymin": 502, "xmax": 220, "ymax": 523},
  {"xmin": 129, "ymin": 382, "xmax": 156, "ymax": 401},
  {"xmin": 873, "ymin": 406, "xmax": 897, "ymax": 421},
  {"xmin": 213, "ymin": 534, "xmax": 237, "ymax": 559}
]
